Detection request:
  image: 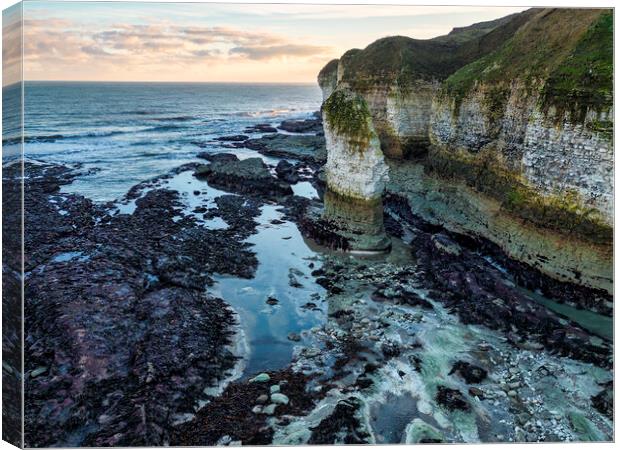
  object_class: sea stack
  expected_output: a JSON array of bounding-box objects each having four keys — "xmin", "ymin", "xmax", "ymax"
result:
[{"xmin": 320, "ymin": 87, "xmax": 391, "ymax": 252}]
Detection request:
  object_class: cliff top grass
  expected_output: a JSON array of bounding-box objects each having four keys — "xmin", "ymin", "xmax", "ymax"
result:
[
  {"xmin": 443, "ymin": 8, "xmax": 612, "ymax": 122},
  {"xmin": 318, "ymin": 58, "xmax": 339, "ymax": 83},
  {"xmin": 541, "ymin": 11, "xmax": 613, "ymax": 123},
  {"xmin": 331, "ymin": 9, "xmax": 536, "ymax": 89}
]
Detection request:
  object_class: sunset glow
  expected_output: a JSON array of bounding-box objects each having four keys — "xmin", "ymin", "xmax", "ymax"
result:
[{"xmin": 6, "ymin": 2, "xmax": 527, "ymax": 84}]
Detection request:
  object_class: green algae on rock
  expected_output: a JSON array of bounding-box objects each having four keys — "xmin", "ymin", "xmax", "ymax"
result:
[
  {"xmin": 424, "ymin": 146, "xmax": 613, "ymax": 246},
  {"xmin": 323, "ymin": 89, "xmax": 375, "ymax": 151}
]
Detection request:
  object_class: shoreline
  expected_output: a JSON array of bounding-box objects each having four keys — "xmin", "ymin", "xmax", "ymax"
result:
[{"xmin": 11, "ymin": 114, "xmax": 613, "ymax": 445}]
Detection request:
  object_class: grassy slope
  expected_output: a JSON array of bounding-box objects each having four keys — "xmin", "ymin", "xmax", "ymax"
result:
[
  {"xmin": 443, "ymin": 8, "xmax": 612, "ymax": 121},
  {"xmin": 332, "ymin": 9, "xmax": 537, "ymax": 88}
]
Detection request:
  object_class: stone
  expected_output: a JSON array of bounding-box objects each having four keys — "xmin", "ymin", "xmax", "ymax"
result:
[
  {"xmin": 30, "ymin": 366, "xmax": 48, "ymax": 378},
  {"xmin": 214, "ymin": 134, "xmax": 249, "ymax": 142},
  {"xmin": 270, "ymin": 393, "xmax": 289, "ymax": 405},
  {"xmin": 266, "ymin": 296, "xmax": 279, "ymax": 305},
  {"xmin": 435, "ymin": 386, "xmax": 470, "ymax": 411},
  {"xmin": 287, "ymin": 332, "xmax": 301, "ymax": 342},
  {"xmin": 256, "ymin": 394, "xmax": 269, "ymax": 404},
  {"xmin": 194, "ymin": 156, "xmax": 293, "ymax": 198},
  {"xmin": 262, "ymin": 404, "xmax": 278, "ymax": 415},
  {"xmin": 270, "ymin": 385, "xmax": 280, "ymax": 394},
  {"xmin": 449, "ymin": 361, "xmax": 487, "ymax": 384},
  {"xmin": 249, "ymin": 373, "xmax": 270, "ymax": 383}
]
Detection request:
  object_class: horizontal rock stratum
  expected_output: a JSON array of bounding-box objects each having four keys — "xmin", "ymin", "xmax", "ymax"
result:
[{"xmin": 318, "ymin": 8, "xmax": 613, "ymax": 294}]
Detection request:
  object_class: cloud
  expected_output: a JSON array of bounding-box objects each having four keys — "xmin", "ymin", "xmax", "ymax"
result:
[
  {"xmin": 21, "ymin": 17, "xmax": 326, "ymax": 68},
  {"xmin": 230, "ymin": 44, "xmax": 331, "ymax": 60}
]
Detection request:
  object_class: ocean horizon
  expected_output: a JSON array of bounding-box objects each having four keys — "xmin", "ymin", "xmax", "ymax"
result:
[{"xmin": 6, "ymin": 81, "xmax": 322, "ymax": 201}]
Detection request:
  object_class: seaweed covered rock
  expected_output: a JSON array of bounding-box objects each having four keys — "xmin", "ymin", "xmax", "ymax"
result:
[
  {"xmin": 194, "ymin": 156, "xmax": 293, "ymax": 198},
  {"xmin": 319, "ymin": 88, "xmax": 390, "ymax": 251},
  {"xmin": 242, "ymin": 133, "xmax": 327, "ymax": 164},
  {"xmin": 308, "ymin": 397, "xmax": 371, "ymax": 444}
]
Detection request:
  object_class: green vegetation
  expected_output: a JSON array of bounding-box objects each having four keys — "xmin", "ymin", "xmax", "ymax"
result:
[
  {"xmin": 318, "ymin": 59, "xmax": 339, "ymax": 80},
  {"xmin": 425, "ymin": 147, "xmax": 612, "ymax": 245},
  {"xmin": 442, "ymin": 9, "xmax": 611, "ymax": 125},
  {"xmin": 318, "ymin": 58, "xmax": 339, "ymax": 87},
  {"xmin": 336, "ymin": 9, "xmax": 536, "ymax": 92},
  {"xmin": 323, "ymin": 89, "xmax": 374, "ymax": 150},
  {"xmin": 541, "ymin": 11, "xmax": 613, "ymax": 123}
]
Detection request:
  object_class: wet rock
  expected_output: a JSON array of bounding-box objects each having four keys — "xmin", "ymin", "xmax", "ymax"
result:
[
  {"xmin": 15, "ymin": 162, "xmax": 258, "ymax": 447},
  {"xmin": 468, "ymin": 387, "xmax": 485, "ymax": 399},
  {"xmin": 270, "ymin": 393, "xmax": 289, "ymax": 405},
  {"xmin": 214, "ymin": 134, "xmax": 249, "ymax": 142},
  {"xmin": 288, "ymin": 269, "xmax": 304, "ymax": 288},
  {"xmin": 299, "ymin": 214, "xmax": 350, "ymax": 252},
  {"xmin": 407, "ymin": 217, "xmax": 612, "ymax": 368},
  {"xmin": 266, "ymin": 296, "xmax": 279, "ymax": 305},
  {"xmin": 435, "ymin": 386, "xmax": 470, "ymax": 412},
  {"xmin": 244, "ymin": 123, "xmax": 278, "ymax": 133},
  {"xmin": 242, "ymin": 134, "xmax": 326, "ymax": 164},
  {"xmin": 172, "ymin": 370, "xmax": 315, "ymax": 446},
  {"xmin": 278, "ymin": 117, "xmax": 323, "ymax": 134},
  {"xmin": 195, "ymin": 156, "xmax": 293, "ymax": 198},
  {"xmin": 196, "ymin": 152, "xmax": 239, "ymax": 163},
  {"xmin": 380, "ymin": 341, "xmax": 401, "ymax": 358},
  {"xmin": 405, "ymin": 419, "xmax": 443, "ymax": 444},
  {"xmin": 30, "ymin": 367, "xmax": 48, "ymax": 378},
  {"xmin": 308, "ymin": 397, "xmax": 370, "ymax": 444},
  {"xmin": 250, "ymin": 373, "xmax": 271, "ymax": 383},
  {"xmin": 591, "ymin": 380, "xmax": 613, "ymax": 419},
  {"xmin": 275, "ymin": 160, "xmax": 300, "ymax": 184},
  {"xmin": 449, "ymin": 361, "xmax": 488, "ymax": 384},
  {"xmin": 287, "ymin": 332, "xmax": 301, "ymax": 342},
  {"xmin": 431, "ymin": 233, "xmax": 462, "ymax": 256},
  {"xmin": 214, "ymin": 195, "xmax": 261, "ymax": 238},
  {"xmin": 262, "ymin": 404, "xmax": 278, "ymax": 415},
  {"xmin": 372, "ymin": 287, "xmax": 433, "ymax": 309}
]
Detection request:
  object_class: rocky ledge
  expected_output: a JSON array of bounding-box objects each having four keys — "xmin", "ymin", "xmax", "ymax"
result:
[
  {"xmin": 194, "ymin": 154, "xmax": 293, "ymax": 198},
  {"xmin": 14, "ymin": 161, "xmax": 266, "ymax": 447}
]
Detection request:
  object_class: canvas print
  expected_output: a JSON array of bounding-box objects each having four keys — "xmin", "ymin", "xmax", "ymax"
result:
[{"xmin": 1, "ymin": 1, "xmax": 614, "ymax": 447}]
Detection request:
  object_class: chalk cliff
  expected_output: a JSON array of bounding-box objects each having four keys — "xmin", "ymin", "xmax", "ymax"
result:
[
  {"xmin": 320, "ymin": 88, "xmax": 391, "ymax": 251},
  {"xmin": 318, "ymin": 8, "xmax": 613, "ymax": 296}
]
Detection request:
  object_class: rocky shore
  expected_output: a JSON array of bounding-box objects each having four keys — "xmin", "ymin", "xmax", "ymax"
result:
[{"xmin": 13, "ymin": 105, "xmax": 613, "ymax": 445}]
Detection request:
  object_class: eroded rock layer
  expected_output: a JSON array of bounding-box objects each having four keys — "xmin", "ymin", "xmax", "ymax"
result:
[{"xmin": 318, "ymin": 7, "xmax": 613, "ymax": 296}]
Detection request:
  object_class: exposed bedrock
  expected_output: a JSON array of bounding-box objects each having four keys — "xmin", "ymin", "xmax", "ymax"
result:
[
  {"xmin": 318, "ymin": 8, "xmax": 613, "ymax": 296},
  {"xmin": 320, "ymin": 88, "xmax": 390, "ymax": 251}
]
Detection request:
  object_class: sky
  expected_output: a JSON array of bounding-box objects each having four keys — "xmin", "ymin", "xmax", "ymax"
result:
[{"xmin": 3, "ymin": 1, "xmax": 528, "ymax": 84}]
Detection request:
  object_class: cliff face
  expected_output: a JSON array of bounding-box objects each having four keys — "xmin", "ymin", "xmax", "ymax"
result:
[
  {"xmin": 433, "ymin": 9, "xmax": 613, "ymax": 228},
  {"xmin": 320, "ymin": 88, "xmax": 391, "ymax": 251},
  {"xmin": 318, "ymin": 8, "xmax": 613, "ymax": 293}
]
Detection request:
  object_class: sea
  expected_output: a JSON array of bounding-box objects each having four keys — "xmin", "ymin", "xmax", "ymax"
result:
[{"xmin": 5, "ymin": 81, "xmax": 322, "ymax": 201}]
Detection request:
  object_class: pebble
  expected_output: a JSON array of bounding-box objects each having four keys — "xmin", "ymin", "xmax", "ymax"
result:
[
  {"xmin": 287, "ymin": 332, "xmax": 301, "ymax": 342},
  {"xmin": 252, "ymin": 405, "xmax": 263, "ymax": 414},
  {"xmin": 270, "ymin": 385, "xmax": 280, "ymax": 394},
  {"xmin": 508, "ymin": 390, "xmax": 518, "ymax": 397},
  {"xmin": 250, "ymin": 373, "xmax": 270, "ymax": 383},
  {"xmin": 30, "ymin": 366, "xmax": 48, "ymax": 378},
  {"xmin": 263, "ymin": 404, "xmax": 278, "ymax": 415},
  {"xmin": 256, "ymin": 394, "xmax": 269, "ymax": 404},
  {"xmin": 271, "ymin": 393, "xmax": 289, "ymax": 405}
]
